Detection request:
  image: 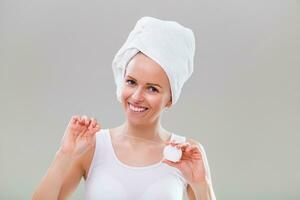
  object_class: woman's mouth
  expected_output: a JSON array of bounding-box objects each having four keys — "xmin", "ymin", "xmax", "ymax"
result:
[{"xmin": 128, "ymin": 103, "xmax": 148, "ymax": 113}]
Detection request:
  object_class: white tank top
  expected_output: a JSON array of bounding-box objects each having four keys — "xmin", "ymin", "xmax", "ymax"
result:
[{"xmin": 84, "ymin": 129, "xmax": 188, "ymax": 200}]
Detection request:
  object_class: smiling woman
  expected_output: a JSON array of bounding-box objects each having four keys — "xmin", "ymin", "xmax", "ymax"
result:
[
  {"xmin": 121, "ymin": 52, "xmax": 172, "ymax": 126},
  {"xmin": 32, "ymin": 16, "xmax": 216, "ymax": 200}
]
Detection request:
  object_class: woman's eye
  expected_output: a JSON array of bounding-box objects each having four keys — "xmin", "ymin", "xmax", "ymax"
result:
[
  {"xmin": 126, "ymin": 79, "xmax": 135, "ymax": 85},
  {"xmin": 148, "ymin": 86, "xmax": 158, "ymax": 93}
]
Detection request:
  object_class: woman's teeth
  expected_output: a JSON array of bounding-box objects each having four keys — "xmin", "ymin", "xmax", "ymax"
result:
[{"xmin": 129, "ymin": 103, "xmax": 148, "ymax": 112}]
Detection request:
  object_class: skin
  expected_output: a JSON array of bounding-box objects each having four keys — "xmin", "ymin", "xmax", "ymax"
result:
[
  {"xmin": 118, "ymin": 52, "xmax": 173, "ymax": 141},
  {"xmin": 32, "ymin": 52, "xmax": 215, "ymax": 200}
]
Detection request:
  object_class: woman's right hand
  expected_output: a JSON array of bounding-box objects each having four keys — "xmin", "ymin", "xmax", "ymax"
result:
[{"xmin": 59, "ymin": 115, "xmax": 101, "ymax": 158}]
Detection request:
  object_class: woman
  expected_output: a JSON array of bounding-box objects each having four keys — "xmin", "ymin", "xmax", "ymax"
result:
[{"xmin": 32, "ymin": 17, "xmax": 216, "ymax": 200}]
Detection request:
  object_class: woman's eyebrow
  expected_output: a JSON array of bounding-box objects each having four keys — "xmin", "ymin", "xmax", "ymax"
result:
[{"xmin": 126, "ymin": 75, "xmax": 162, "ymax": 88}]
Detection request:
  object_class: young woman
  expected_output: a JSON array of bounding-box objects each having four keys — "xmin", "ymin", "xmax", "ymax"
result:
[{"xmin": 32, "ymin": 17, "xmax": 216, "ymax": 200}]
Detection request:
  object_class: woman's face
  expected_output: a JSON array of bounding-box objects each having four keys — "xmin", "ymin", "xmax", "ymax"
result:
[{"xmin": 121, "ymin": 52, "xmax": 172, "ymax": 125}]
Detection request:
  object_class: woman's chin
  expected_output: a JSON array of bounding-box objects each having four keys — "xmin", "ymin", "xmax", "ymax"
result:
[{"xmin": 126, "ymin": 111, "xmax": 147, "ymax": 123}]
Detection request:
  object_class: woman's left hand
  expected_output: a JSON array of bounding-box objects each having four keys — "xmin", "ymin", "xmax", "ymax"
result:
[{"xmin": 162, "ymin": 140, "xmax": 208, "ymax": 185}]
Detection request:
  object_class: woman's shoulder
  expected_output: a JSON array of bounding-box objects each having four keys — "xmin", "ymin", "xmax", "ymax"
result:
[{"xmin": 186, "ymin": 137, "xmax": 201, "ymax": 145}]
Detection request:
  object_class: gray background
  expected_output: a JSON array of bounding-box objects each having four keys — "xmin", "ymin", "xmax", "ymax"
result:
[{"xmin": 1, "ymin": 0, "xmax": 299, "ymax": 199}]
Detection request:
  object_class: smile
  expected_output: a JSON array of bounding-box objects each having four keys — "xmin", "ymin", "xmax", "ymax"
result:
[{"xmin": 128, "ymin": 103, "xmax": 148, "ymax": 112}]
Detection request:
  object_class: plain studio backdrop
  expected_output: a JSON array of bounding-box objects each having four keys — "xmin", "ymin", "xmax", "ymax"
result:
[{"xmin": 0, "ymin": 0, "xmax": 299, "ymax": 199}]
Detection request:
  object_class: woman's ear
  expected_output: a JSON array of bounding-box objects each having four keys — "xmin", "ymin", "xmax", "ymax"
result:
[{"xmin": 165, "ymin": 99, "xmax": 172, "ymax": 108}]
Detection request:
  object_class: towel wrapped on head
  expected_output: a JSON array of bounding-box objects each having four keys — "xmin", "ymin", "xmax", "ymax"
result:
[{"xmin": 112, "ymin": 16, "xmax": 195, "ymax": 106}]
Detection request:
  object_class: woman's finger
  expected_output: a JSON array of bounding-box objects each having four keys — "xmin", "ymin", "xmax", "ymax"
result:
[
  {"xmin": 162, "ymin": 159, "xmax": 181, "ymax": 169},
  {"xmin": 175, "ymin": 142, "xmax": 191, "ymax": 150},
  {"xmin": 68, "ymin": 115, "xmax": 79, "ymax": 130},
  {"xmin": 185, "ymin": 145, "xmax": 198, "ymax": 152},
  {"xmin": 87, "ymin": 119, "xmax": 101, "ymax": 135},
  {"xmin": 87, "ymin": 118, "xmax": 95, "ymax": 130},
  {"xmin": 164, "ymin": 140, "xmax": 180, "ymax": 146},
  {"xmin": 78, "ymin": 116, "xmax": 85, "ymax": 125},
  {"xmin": 83, "ymin": 115, "xmax": 91, "ymax": 126},
  {"xmin": 86, "ymin": 118, "xmax": 97, "ymax": 135},
  {"xmin": 94, "ymin": 124, "xmax": 101, "ymax": 131},
  {"xmin": 71, "ymin": 115, "xmax": 79, "ymax": 124},
  {"xmin": 75, "ymin": 115, "xmax": 88, "ymax": 135}
]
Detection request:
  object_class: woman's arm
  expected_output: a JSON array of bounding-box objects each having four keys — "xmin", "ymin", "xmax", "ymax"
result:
[
  {"xmin": 32, "ymin": 115, "xmax": 100, "ymax": 200},
  {"xmin": 32, "ymin": 149, "xmax": 83, "ymax": 200},
  {"xmin": 186, "ymin": 139, "xmax": 216, "ymax": 200},
  {"xmin": 187, "ymin": 181, "xmax": 216, "ymax": 200}
]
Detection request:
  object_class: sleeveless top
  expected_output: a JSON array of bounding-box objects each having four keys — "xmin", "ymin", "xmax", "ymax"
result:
[{"xmin": 84, "ymin": 129, "xmax": 188, "ymax": 200}]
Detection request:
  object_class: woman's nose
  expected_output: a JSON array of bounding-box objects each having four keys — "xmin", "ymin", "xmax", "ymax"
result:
[{"xmin": 131, "ymin": 88, "xmax": 144, "ymax": 101}]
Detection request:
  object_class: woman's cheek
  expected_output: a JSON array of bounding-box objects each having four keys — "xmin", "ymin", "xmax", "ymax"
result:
[
  {"xmin": 121, "ymin": 85, "xmax": 131, "ymax": 99},
  {"xmin": 147, "ymin": 94, "xmax": 164, "ymax": 106}
]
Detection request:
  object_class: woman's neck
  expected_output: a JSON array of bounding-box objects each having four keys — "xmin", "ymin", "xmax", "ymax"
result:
[{"xmin": 120, "ymin": 120, "xmax": 169, "ymax": 143}]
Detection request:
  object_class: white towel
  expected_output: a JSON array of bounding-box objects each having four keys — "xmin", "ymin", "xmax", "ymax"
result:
[{"xmin": 112, "ymin": 16, "xmax": 195, "ymax": 105}]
